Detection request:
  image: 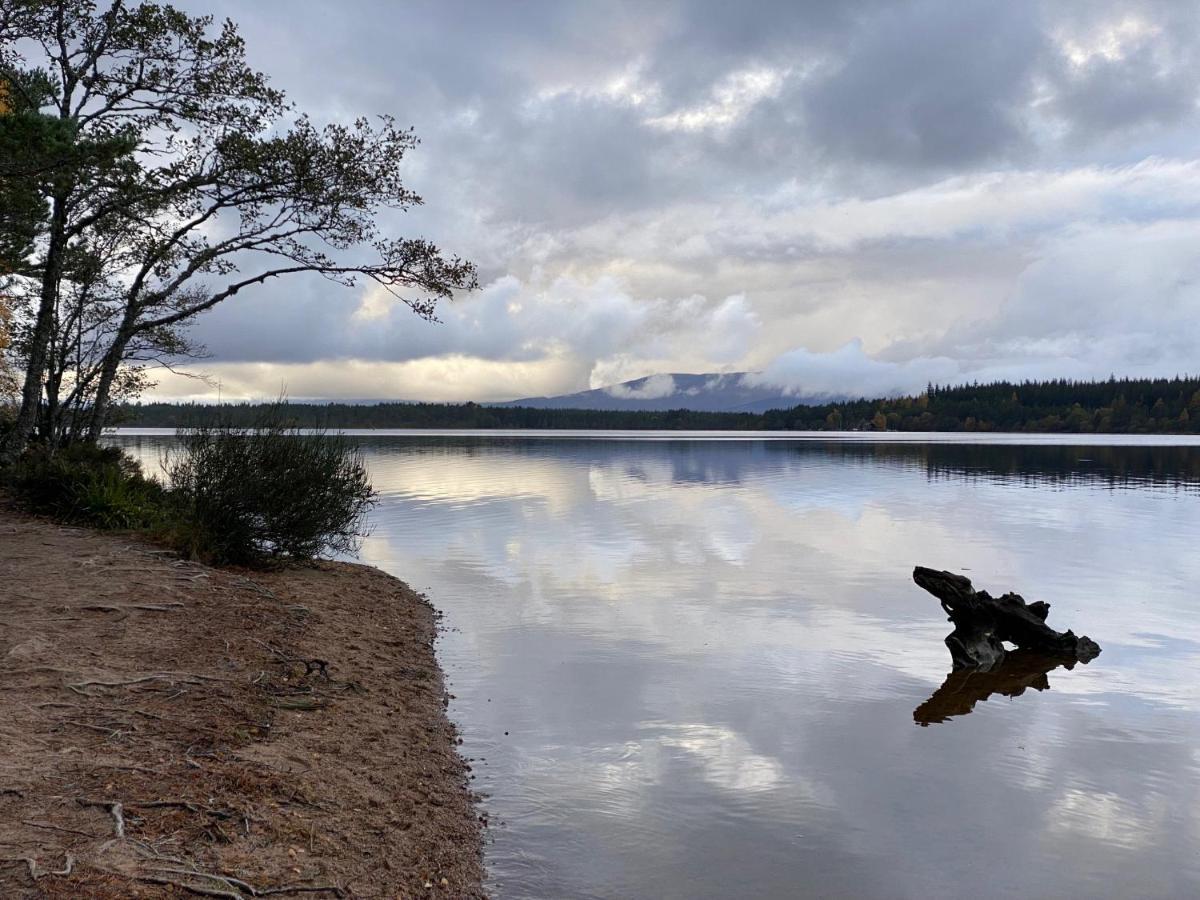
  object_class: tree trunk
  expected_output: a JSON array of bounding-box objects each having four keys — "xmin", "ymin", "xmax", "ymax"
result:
[
  {"xmin": 3, "ymin": 194, "xmax": 68, "ymax": 460},
  {"xmin": 85, "ymin": 326, "xmax": 132, "ymax": 441},
  {"xmin": 42, "ymin": 363, "xmax": 61, "ymax": 446},
  {"xmin": 913, "ymin": 566, "xmax": 1101, "ymax": 670}
]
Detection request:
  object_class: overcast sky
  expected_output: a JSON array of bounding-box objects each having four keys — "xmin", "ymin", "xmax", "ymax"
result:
[{"xmin": 158, "ymin": 0, "xmax": 1200, "ymax": 402}]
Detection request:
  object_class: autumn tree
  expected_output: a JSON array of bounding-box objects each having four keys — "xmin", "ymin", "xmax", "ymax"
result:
[{"xmin": 0, "ymin": 1, "xmax": 476, "ymax": 456}]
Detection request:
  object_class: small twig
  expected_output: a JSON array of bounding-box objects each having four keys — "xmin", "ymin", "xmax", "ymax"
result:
[
  {"xmin": 21, "ymin": 819, "xmax": 100, "ymax": 839},
  {"xmin": 273, "ymin": 696, "xmax": 324, "ymax": 711},
  {"xmin": 77, "ymin": 603, "xmax": 184, "ymax": 613},
  {"xmin": 128, "ymin": 799, "xmax": 202, "ymax": 812},
  {"xmin": 63, "ymin": 719, "xmax": 136, "ymax": 737},
  {"xmin": 0, "ymin": 667, "xmax": 77, "ymax": 676},
  {"xmin": 92, "ymin": 762, "xmax": 166, "ymax": 775},
  {"xmin": 127, "ymin": 799, "xmax": 237, "ymax": 821},
  {"xmin": 251, "ymin": 638, "xmax": 290, "ymax": 663},
  {"xmin": 130, "ymin": 840, "xmax": 186, "ymax": 864}
]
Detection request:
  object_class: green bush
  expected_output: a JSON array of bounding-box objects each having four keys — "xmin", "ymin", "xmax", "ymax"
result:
[
  {"xmin": 6, "ymin": 443, "xmax": 168, "ymax": 530},
  {"xmin": 165, "ymin": 413, "xmax": 376, "ymax": 565},
  {"xmin": 1, "ymin": 408, "xmax": 377, "ymax": 567}
]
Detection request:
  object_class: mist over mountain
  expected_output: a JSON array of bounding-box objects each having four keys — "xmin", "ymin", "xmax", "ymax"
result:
[{"xmin": 494, "ymin": 372, "xmax": 837, "ymax": 413}]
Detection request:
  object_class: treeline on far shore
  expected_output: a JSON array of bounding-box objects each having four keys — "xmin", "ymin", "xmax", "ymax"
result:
[{"xmin": 118, "ymin": 376, "xmax": 1200, "ymax": 434}]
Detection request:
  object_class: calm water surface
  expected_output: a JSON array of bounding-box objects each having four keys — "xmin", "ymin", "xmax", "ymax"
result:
[{"xmin": 113, "ymin": 433, "xmax": 1200, "ymax": 899}]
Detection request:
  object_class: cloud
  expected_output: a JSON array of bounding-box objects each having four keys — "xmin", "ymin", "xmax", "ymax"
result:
[
  {"xmin": 605, "ymin": 374, "xmax": 678, "ymax": 400},
  {"xmin": 800, "ymin": 0, "xmax": 1045, "ymax": 171},
  {"xmin": 752, "ymin": 213, "xmax": 1200, "ymax": 401},
  {"xmin": 167, "ymin": 157, "xmax": 1200, "ymax": 401},
  {"xmin": 747, "ymin": 340, "xmax": 958, "ymax": 399},
  {"xmin": 170, "ymin": 275, "xmax": 761, "ymax": 400},
  {"xmin": 942, "ymin": 217, "xmax": 1200, "ymax": 379},
  {"xmin": 645, "ymin": 66, "xmax": 790, "ymax": 133},
  {"xmin": 149, "ymin": 355, "xmax": 584, "ymax": 404},
  {"xmin": 147, "ymin": 0, "xmax": 1200, "ymax": 403},
  {"xmin": 193, "ymin": 274, "xmax": 759, "ymax": 367},
  {"xmin": 1047, "ymin": 4, "xmax": 1200, "ymax": 144}
]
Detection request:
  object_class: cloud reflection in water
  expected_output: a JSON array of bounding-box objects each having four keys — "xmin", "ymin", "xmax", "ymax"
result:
[{"xmin": 111, "ymin": 435, "xmax": 1200, "ymax": 899}]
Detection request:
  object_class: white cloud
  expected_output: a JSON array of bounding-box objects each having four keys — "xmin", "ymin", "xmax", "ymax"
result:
[
  {"xmin": 532, "ymin": 60, "xmax": 662, "ymax": 111},
  {"xmin": 561, "ymin": 159, "xmax": 1200, "ymax": 265},
  {"xmin": 605, "ymin": 373, "xmax": 678, "ymax": 400},
  {"xmin": 149, "ymin": 355, "xmax": 583, "ymax": 403},
  {"xmin": 646, "ymin": 66, "xmax": 790, "ymax": 133},
  {"xmin": 1057, "ymin": 16, "xmax": 1163, "ymax": 68},
  {"xmin": 748, "ymin": 212, "xmax": 1200, "ymax": 400},
  {"xmin": 747, "ymin": 339, "xmax": 959, "ymax": 399}
]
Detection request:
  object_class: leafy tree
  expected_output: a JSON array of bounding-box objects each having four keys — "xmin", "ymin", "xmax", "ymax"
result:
[{"xmin": 0, "ymin": 1, "xmax": 476, "ymax": 458}]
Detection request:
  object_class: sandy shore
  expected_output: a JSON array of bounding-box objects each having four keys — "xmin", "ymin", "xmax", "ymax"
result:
[{"xmin": 0, "ymin": 504, "xmax": 484, "ymax": 898}]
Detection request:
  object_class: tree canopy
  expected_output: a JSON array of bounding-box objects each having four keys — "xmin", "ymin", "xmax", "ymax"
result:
[{"xmin": 0, "ymin": 0, "xmax": 476, "ymax": 454}]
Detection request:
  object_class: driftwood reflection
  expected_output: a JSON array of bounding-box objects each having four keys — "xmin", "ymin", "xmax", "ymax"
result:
[{"xmin": 914, "ymin": 650, "xmax": 1075, "ymax": 726}]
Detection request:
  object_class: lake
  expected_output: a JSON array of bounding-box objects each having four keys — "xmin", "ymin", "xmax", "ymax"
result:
[{"xmin": 112, "ymin": 432, "xmax": 1200, "ymax": 899}]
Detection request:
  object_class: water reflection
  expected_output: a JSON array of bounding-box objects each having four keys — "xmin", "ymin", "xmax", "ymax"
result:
[
  {"xmin": 806, "ymin": 442, "xmax": 1200, "ymax": 490},
  {"xmin": 914, "ymin": 651, "xmax": 1071, "ymax": 726},
  {"xmin": 109, "ymin": 433, "xmax": 1200, "ymax": 899}
]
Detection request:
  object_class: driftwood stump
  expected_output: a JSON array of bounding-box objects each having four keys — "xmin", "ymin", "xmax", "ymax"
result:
[{"xmin": 913, "ymin": 566, "xmax": 1101, "ymax": 670}]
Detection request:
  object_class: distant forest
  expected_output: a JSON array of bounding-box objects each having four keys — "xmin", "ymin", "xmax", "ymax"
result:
[{"xmin": 119, "ymin": 376, "xmax": 1200, "ymax": 433}]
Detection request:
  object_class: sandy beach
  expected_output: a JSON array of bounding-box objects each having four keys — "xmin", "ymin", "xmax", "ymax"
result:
[{"xmin": 0, "ymin": 503, "xmax": 484, "ymax": 898}]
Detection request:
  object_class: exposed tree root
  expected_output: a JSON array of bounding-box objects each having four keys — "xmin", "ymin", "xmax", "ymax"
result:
[
  {"xmin": 140, "ymin": 865, "xmax": 345, "ymax": 898},
  {"xmin": 79, "ymin": 799, "xmax": 125, "ymax": 838},
  {"xmin": 139, "ymin": 875, "xmax": 244, "ymax": 899},
  {"xmin": 66, "ymin": 671, "xmax": 225, "ymax": 695},
  {"xmin": 21, "ymin": 819, "xmax": 100, "ymax": 838},
  {"xmin": 0, "ymin": 852, "xmax": 74, "ymax": 880}
]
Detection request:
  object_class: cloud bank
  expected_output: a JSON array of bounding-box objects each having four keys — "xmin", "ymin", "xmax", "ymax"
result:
[{"xmin": 152, "ymin": 0, "xmax": 1200, "ymax": 402}]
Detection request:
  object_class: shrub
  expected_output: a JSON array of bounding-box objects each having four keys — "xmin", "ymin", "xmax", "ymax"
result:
[
  {"xmin": 6, "ymin": 443, "xmax": 167, "ymax": 530},
  {"xmin": 165, "ymin": 413, "xmax": 376, "ymax": 565}
]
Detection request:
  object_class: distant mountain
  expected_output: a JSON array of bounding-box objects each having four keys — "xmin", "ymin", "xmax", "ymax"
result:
[{"xmin": 495, "ymin": 372, "xmax": 829, "ymax": 413}]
